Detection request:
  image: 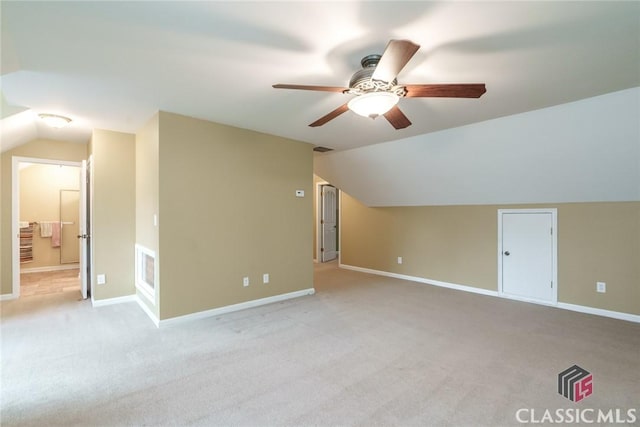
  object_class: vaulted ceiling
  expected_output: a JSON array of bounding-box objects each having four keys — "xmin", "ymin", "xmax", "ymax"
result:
[{"xmin": 1, "ymin": 1, "xmax": 639, "ymax": 152}]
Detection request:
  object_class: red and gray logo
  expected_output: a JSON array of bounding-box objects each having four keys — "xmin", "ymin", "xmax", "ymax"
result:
[{"xmin": 558, "ymin": 365, "xmax": 593, "ymax": 402}]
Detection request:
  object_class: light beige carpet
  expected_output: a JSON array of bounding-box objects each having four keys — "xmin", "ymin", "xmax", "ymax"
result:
[{"xmin": 1, "ymin": 261, "xmax": 639, "ymax": 426}]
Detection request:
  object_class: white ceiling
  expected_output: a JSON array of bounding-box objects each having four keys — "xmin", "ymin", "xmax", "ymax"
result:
[{"xmin": 1, "ymin": 1, "xmax": 639, "ymax": 152}]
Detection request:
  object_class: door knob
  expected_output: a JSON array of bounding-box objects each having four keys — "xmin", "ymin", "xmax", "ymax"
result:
[{"xmin": 504, "ymin": 251, "xmax": 510, "ymax": 256}]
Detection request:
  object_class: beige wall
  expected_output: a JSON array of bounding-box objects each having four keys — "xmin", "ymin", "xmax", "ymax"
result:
[
  {"xmin": 19, "ymin": 164, "xmax": 80, "ymax": 269},
  {"xmin": 557, "ymin": 203, "xmax": 639, "ymax": 313},
  {"xmin": 1, "ymin": 139, "xmax": 87, "ymax": 295},
  {"xmin": 341, "ymin": 194, "xmax": 640, "ymax": 315},
  {"xmin": 157, "ymin": 112, "xmax": 314, "ymax": 319},
  {"xmin": 135, "ymin": 114, "xmax": 160, "ymax": 317},
  {"xmin": 60, "ymin": 189, "xmax": 80, "ymax": 264},
  {"xmin": 91, "ymin": 130, "xmax": 136, "ymax": 300}
]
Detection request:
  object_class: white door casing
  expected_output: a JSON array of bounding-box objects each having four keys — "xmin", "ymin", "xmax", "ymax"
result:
[
  {"xmin": 79, "ymin": 160, "xmax": 88, "ymax": 299},
  {"xmin": 11, "ymin": 157, "xmax": 86, "ymax": 299},
  {"xmin": 321, "ymin": 185, "xmax": 337, "ymax": 262},
  {"xmin": 498, "ymin": 209, "xmax": 557, "ymax": 305}
]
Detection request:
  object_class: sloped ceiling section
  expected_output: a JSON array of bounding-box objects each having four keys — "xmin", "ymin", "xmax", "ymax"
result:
[{"xmin": 314, "ymin": 88, "xmax": 640, "ymax": 207}]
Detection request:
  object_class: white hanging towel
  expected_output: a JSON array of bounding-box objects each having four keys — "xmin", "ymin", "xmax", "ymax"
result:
[
  {"xmin": 40, "ymin": 221, "xmax": 53, "ymax": 237},
  {"xmin": 19, "ymin": 221, "xmax": 29, "ymax": 229}
]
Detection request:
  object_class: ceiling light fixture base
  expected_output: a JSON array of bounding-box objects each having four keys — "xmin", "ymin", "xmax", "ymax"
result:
[{"xmin": 38, "ymin": 113, "xmax": 72, "ymax": 128}]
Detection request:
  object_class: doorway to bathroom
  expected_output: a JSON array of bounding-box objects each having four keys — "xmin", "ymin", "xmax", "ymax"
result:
[{"xmin": 11, "ymin": 157, "xmax": 89, "ymax": 300}]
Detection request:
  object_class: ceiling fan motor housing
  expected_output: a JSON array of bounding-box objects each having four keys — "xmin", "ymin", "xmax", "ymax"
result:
[{"xmin": 348, "ymin": 54, "xmax": 403, "ymax": 96}]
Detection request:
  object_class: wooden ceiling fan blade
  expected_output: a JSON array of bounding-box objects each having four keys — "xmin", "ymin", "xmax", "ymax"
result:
[
  {"xmin": 371, "ymin": 39, "xmax": 420, "ymax": 83},
  {"xmin": 309, "ymin": 103, "xmax": 350, "ymax": 127},
  {"xmin": 404, "ymin": 84, "xmax": 487, "ymax": 98},
  {"xmin": 383, "ymin": 105, "xmax": 412, "ymax": 129},
  {"xmin": 273, "ymin": 84, "xmax": 348, "ymax": 93}
]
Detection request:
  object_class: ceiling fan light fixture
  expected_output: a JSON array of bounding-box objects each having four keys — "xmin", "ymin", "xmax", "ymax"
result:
[
  {"xmin": 38, "ymin": 113, "xmax": 72, "ymax": 128},
  {"xmin": 348, "ymin": 92, "xmax": 399, "ymax": 118}
]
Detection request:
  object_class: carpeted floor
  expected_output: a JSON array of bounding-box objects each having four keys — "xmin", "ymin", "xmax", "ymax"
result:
[{"xmin": 1, "ymin": 261, "xmax": 639, "ymax": 426}]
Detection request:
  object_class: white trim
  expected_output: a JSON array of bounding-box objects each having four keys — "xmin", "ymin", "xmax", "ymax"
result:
[
  {"xmin": 1, "ymin": 293, "xmax": 18, "ymax": 301},
  {"xmin": 339, "ymin": 263, "xmax": 640, "ymax": 324},
  {"xmin": 91, "ymin": 294, "xmax": 137, "ymax": 307},
  {"xmin": 497, "ymin": 208, "xmax": 558, "ymax": 305},
  {"xmin": 136, "ymin": 295, "xmax": 160, "ymax": 327},
  {"xmin": 87, "ymin": 154, "xmax": 95, "ymax": 300},
  {"xmin": 338, "ymin": 191, "xmax": 342, "ymax": 266},
  {"xmin": 12, "ymin": 157, "xmax": 19, "ymax": 298},
  {"xmin": 320, "ymin": 184, "xmax": 339, "ymax": 262},
  {"xmin": 21, "ymin": 264, "xmax": 80, "ymax": 274},
  {"xmin": 339, "ymin": 264, "xmax": 499, "ymax": 298},
  {"xmin": 136, "ymin": 282, "xmax": 155, "ymax": 305},
  {"xmin": 557, "ymin": 302, "xmax": 640, "ymax": 323},
  {"xmin": 158, "ymin": 288, "xmax": 316, "ymax": 328},
  {"xmin": 497, "ymin": 292, "xmax": 558, "ymax": 308},
  {"xmin": 315, "ymin": 179, "xmax": 328, "ymax": 263},
  {"xmin": 134, "ymin": 244, "xmax": 156, "ymax": 305},
  {"xmin": 11, "ymin": 156, "xmax": 83, "ymax": 299}
]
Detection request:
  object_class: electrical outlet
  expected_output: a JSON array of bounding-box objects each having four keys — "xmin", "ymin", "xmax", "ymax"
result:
[
  {"xmin": 243, "ymin": 277, "xmax": 249, "ymax": 287},
  {"xmin": 97, "ymin": 274, "xmax": 106, "ymax": 285},
  {"xmin": 596, "ymin": 282, "xmax": 606, "ymax": 293},
  {"xmin": 397, "ymin": 256, "xmax": 403, "ymax": 264},
  {"xmin": 263, "ymin": 273, "xmax": 269, "ymax": 284}
]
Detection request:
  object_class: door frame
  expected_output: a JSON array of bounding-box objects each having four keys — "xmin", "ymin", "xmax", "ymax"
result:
[
  {"xmin": 320, "ymin": 184, "xmax": 338, "ymax": 262},
  {"xmin": 11, "ymin": 156, "xmax": 84, "ymax": 298},
  {"xmin": 497, "ymin": 208, "xmax": 558, "ymax": 306},
  {"xmin": 315, "ymin": 180, "xmax": 340, "ymax": 263}
]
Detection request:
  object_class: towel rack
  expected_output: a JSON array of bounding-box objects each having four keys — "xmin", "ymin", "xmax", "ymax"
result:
[{"xmin": 32, "ymin": 221, "xmax": 75, "ymax": 225}]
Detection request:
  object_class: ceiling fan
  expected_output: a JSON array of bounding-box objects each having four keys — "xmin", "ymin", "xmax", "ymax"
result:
[{"xmin": 273, "ymin": 39, "xmax": 486, "ymax": 129}]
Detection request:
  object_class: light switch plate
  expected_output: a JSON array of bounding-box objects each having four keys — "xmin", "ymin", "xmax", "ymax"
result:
[{"xmin": 295, "ymin": 190, "xmax": 304, "ymax": 197}]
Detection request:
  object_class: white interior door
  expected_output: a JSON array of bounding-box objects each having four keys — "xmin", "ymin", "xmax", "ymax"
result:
[
  {"xmin": 321, "ymin": 185, "xmax": 337, "ymax": 262},
  {"xmin": 79, "ymin": 160, "xmax": 88, "ymax": 299},
  {"xmin": 500, "ymin": 211, "xmax": 555, "ymax": 303}
]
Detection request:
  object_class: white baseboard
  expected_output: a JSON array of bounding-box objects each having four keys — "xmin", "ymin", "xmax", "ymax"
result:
[
  {"xmin": 158, "ymin": 288, "xmax": 316, "ymax": 328},
  {"xmin": 339, "ymin": 263, "xmax": 640, "ymax": 324},
  {"xmin": 340, "ymin": 264, "xmax": 499, "ymax": 298},
  {"xmin": 497, "ymin": 292, "xmax": 558, "ymax": 307},
  {"xmin": 21, "ymin": 264, "xmax": 79, "ymax": 274},
  {"xmin": 91, "ymin": 294, "xmax": 137, "ymax": 307},
  {"xmin": 0, "ymin": 293, "xmax": 18, "ymax": 301},
  {"xmin": 86, "ymin": 288, "xmax": 316, "ymax": 328},
  {"xmin": 136, "ymin": 295, "xmax": 160, "ymax": 327},
  {"xmin": 557, "ymin": 302, "xmax": 640, "ymax": 323}
]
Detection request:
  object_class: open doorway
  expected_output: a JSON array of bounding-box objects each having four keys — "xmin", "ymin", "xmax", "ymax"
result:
[
  {"xmin": 11, "ymin": 157, "xmax": 90, "ymax": 300},
  {"xmin": 314, "ymin": 178, "xmax": 340, "ymax": 263}
]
